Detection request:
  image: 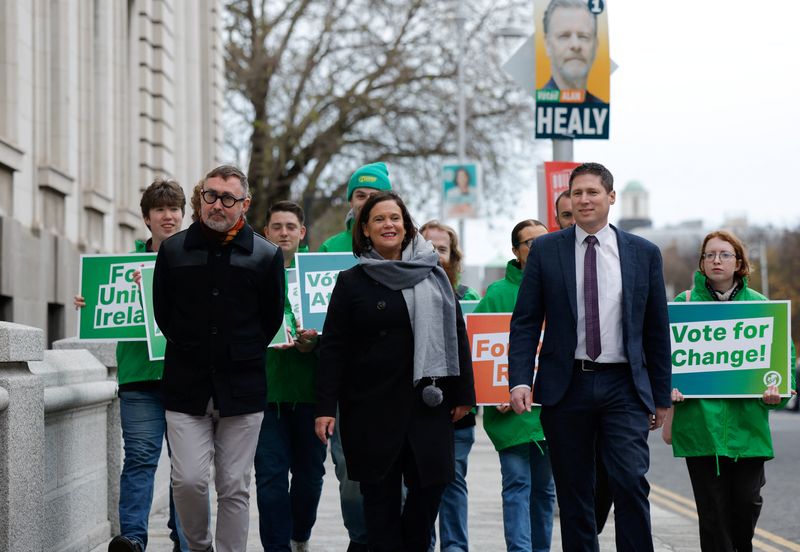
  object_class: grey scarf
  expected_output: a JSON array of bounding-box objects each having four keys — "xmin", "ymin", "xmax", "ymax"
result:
[{"xmin": 359, "ymin": 235, "xmax": 460, "ymax": 385}]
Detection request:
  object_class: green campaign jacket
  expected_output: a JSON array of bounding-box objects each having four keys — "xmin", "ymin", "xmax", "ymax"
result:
[
  {"xmin": 671, "ymin": 271, "xmax": 796, "ymax": 460},
  {"xmin": 318, "ymin": 219, "xmax": 354, "ymax": 253},
  {"xmin": 116, "ymin": 240, "xmax": 165, "ymax": 385},
  {"xmin": 266, "ymin": 245, "xmax": 318, "ymax": 404},
  {"xmin": 476, "ymin": 260, "xmax": 546, "ymax": 451}
]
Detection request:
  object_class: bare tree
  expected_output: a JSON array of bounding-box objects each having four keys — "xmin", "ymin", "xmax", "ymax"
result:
[{"xmin": 224, "ymin": 0, "xmax": 535, "ymax": 230}]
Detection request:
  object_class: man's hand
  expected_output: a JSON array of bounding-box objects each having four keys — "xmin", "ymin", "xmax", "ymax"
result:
[
  {"xmin": 650, "ymin": 407, "xmax": 670, "ymax": 431},
  {"xmin": 73, "ymin": 295, "xmax": 86, "ymax": 310},
  {"xmin": 451, "ymin": 405, "xmax": 472, "ymax": 422},
  {"xmin": 132, "ymin": 269, "xmax": 142, "ymax": 286},
  {"xmin": 495, "ymin": 404, "xmax": 512, "ymax": 414},
  {"xmin": 294, "ymin": 328, "xmax": 319, "ymax": 353},
  {"xmin": 671, "ymin": 388, "xmax": 685, "ymax": 403},
  {"xmin": 315, "ymin": 416, "xmax": 335, "ymax": 445},
  {"xmin": 510, "ymin": 386, "xmax": 532, "ymax": 414},
  {"xmin": 762, "ymin": 384, "xmax": 781, "ymax": 405}
]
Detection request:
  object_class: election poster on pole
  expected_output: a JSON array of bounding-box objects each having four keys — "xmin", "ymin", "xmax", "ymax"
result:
[
  {"xmin": 138, "ymin": 266, "xmax": 166, "ymax": 360},
  {"xmin": 295, "ymin": 253, "xmax": 358, "ymax": 333},
  {"xmin": 78, "ymin": 253, "xmax": 157, "ymax": 340},
  {"xmin": 668, "ymin": 301, "xmax": 793, "ymax": 398},
  {"xmin": 534, "ymin": 0, "xmax": 611, "ymax": 139},
  {"xmin": 442, "ymin": 163, "xmax": 480, "ymax": 219},
  {"xmin": 544, "ymin": 161, "xmax": 581, "ymax": 231}
]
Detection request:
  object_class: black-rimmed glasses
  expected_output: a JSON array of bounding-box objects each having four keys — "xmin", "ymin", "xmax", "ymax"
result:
[{"xmin": 201, "ymin": 189, "xmax": 246, "ymax": 208}]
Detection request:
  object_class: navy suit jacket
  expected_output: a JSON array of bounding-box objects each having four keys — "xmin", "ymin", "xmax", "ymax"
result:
[{"xmin": 508, "ymin": 224, "xmax": 672, "ymax": 413}]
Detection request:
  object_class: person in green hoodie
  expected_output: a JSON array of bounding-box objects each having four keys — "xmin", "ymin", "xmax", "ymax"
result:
[
  {"xmin": 663, "ymin": 230, "xmax": 797, "ymax": 552},
  {"xmin": 255, "ymin": 201, "xmax": 325, "ymax": 552},
  {"xmin": 75, "ymin": 178, "xmax": 188, "ymax": 552},
  {"xmin": 317, "ymin": 162, "xmax": 392, "ymax": 552},
  {"xmin": 476, "ymin": 219, "xmax": 555, "ymax": 552}
]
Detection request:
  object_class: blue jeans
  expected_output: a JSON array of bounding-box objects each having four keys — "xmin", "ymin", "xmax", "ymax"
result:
[
  {"xmin": 330, "ymin": 410, "xmax": 369, "ymax": 544},
  {"xmin": 498, "ymin": 441, "xmax": 556, "ymax": 552},
  {"xmin": 254, "ymin": 403, "xmax": 327, "ymax": 551},
  {"xmin": 118, "ymin": 390, "xmax": 187, "ymax": 551},
  {"xmin": 429, "ymin": 426, "xmax": 474, "ymax": 552}
]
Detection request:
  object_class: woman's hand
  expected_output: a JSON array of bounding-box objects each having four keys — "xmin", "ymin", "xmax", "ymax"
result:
[
  {"xmin": 73, "ymin": 295, "xmax": 86, "ymax": 310},
  {"xmin": 762, "ymin": 384, "xmax": 781, "ymax": 405},
  {"xmin": 495, "ymin": 404, "xmax": 512, "ymax": 414},
  {"xmin": 451, "ymin": 405, "xmax": 472, "ymax": 422},
  {"xmin": 671, "ymin": 388, "xmax": 685, "ymax": 403},
  {"xmin": 132, "ymin": 269, "xmax": 142, "ymax": 286},
  {"xmin": 315, "ymin": 416, "xmax": 335, "ymax": 445}
]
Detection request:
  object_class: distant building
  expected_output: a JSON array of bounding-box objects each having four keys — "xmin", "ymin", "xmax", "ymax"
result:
[
  {"xmin": 0, "ymin": 1, "xmax": 224, "ymax": 343},
  {"xmin": 617, "ymin": 180, "xmax": 652, "ymax": 232}
]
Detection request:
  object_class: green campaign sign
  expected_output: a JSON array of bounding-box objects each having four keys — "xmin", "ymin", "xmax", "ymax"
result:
[
  {"xmin": 269, "ymin": 314, "xmax": 294, "ymax": 348},
  {"xmin": 668, "ymin": 301, "xmax": 792, "ymax": 398},
  {"xmin": 78, "ymin": 253, "xmax": 157, "ymax": 340},
  {"xmin": 138, "ymin": 266, "xmax": 166, "ymax": 360}
]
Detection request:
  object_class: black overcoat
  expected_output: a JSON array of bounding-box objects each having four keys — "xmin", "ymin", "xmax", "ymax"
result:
[
  {"xmin": 153, "ymin": 221, "xmax": 285, "ymax": 417},
  {"xmin": 316, "ymin": 265, "xmax": 475, "ymax": 487}
]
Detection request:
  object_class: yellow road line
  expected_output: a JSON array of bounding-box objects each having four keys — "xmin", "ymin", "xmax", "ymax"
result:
[{"xmin": 650, "ymin": 483, "xmax": 800, "ymax": 551}]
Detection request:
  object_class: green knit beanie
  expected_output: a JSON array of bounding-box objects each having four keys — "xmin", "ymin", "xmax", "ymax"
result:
[{"xmin": 347, "ymin": 162, "xmax": 392, "ymax": 200}]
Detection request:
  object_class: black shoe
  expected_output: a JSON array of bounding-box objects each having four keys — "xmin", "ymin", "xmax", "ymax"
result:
[
  {"xmin": 346, "ymin": 542, "xmax": 370, "ymax": 552},
  {"xmin": 108, "ymin": 535, "xmax": 143, "ymax": 552}
]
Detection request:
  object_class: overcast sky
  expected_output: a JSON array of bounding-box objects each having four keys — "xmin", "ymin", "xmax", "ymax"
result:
[{"xmin": 460, "ymin": 0, "xmax": 800, "ymax": 266}]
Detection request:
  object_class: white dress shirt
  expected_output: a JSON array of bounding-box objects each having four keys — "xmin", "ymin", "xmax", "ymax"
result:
[{"xmin": 574, "ymin": 224, "xmax": 627, "ymax": 363}]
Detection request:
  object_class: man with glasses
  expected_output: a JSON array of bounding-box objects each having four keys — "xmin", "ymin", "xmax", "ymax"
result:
[{"xmin": 154, "ymin": 164, "xmax": 286, "ymax": 552}]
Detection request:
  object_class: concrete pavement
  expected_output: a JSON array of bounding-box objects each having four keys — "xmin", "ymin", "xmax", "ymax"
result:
[{"xmin": 127, "ymin": 419, "xmax": 706, "ymax": 552}]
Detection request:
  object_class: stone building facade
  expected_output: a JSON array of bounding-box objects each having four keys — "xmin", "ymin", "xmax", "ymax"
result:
[{"xmin": 0, "ymin": 0, "xmax": 224, "ymax": 342}]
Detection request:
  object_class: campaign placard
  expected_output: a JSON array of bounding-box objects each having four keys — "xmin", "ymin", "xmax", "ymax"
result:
[
  {"xmin": 534, "ymin": 0, "xmax": 611, "ymax": 139},
  {"xmin": 78, "ymin": 253, "xmax": 157, "ymax": 340},
  {"xmin": 295, "ymin": 253, "xmax": 358, "ymax": 332},
  {"xmin": 286, "ymin": 268, "xmax": 302, "ymax": 328},
  {"xmin": 442, "ymin": 163, "xmax": 480, "ymax": 219},
  {"xmin": 459, "ymin": 300, "xmax": 480, "ymax": 317},
  {"xmin": 138, "ymin": 266, "xmax": 166, "ymax": 360},
  {"xmin": 544, "ymin": 161, "xmax": 581, "ymax": 231},
  {"xmin": 269, "ymin": 314, "xmax": 294, "ymax": 348},
  {"xmin": 668, "ymin": 301, "xmax": 793, "ymax": 398}
]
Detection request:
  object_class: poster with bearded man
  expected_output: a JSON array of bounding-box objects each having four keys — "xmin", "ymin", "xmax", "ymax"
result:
[{"xmin": 535, "ymin": 0, "xmax": 610, "ymax": 139}]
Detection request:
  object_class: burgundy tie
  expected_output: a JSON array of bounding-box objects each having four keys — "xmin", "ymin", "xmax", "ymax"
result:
[{"xmin": 584, "ymin": 235, "xmax": 601, "ymax": 360}]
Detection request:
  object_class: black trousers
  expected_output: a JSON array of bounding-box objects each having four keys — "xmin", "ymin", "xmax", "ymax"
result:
[
  {"xmin": 360, "ymin": 441, "xmax": 446, "ymax": 552},
  {"xmin": 685, "ymin": 456, "xmax": 766, "ymax": 552}
]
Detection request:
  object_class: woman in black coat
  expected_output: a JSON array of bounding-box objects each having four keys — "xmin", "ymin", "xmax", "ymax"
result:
[{"xmin": 315, "ymin": 191, "xmax": 475, "ymax": 552}]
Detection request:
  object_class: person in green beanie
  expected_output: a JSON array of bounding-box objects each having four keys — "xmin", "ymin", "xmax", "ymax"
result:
[
  {"xmin": 663, "ymin": 230, "xmax": 797, "ymax": 552},
  {"xmin": 317, "ymin": 162, "xmax": 392, "ymax": 551},
  {"xmin": 476, "ymin": 219, "xmax": 555, "ymax": 552},
  {"xmin": 318, "ymin": 162, "xmax": 393, "ymax": 253}
]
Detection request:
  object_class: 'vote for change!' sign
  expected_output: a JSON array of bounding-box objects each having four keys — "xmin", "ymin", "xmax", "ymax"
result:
[
  {"xmin": 295, "ymin": 252, "xmax": 358, "ymax": 333},
  {"xmin": 78, "ymin": 253, "xmax": 157, "ymax": 340},
  {"xmin": 668, "ymin": 301, "xmax": 793, "ymax": 398}
]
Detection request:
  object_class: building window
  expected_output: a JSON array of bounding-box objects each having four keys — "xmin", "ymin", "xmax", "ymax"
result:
[
  {"xmin": 0, "ymin": 295, "xmax": 11, "ymax": 322},
  {"xmin": 47, "ymin": 302, "xmax": 64, "ymax": 348},
  {"xmin": 84, "ymin": 207, "xmax": 105, "ymax": 250},
  {"xmin": 41, "ymin": 188, "xmax": 66, "ymax": 234},
  {"xmin": 0, "ymin": 163, "xmax": 11, "ymax": 217}
]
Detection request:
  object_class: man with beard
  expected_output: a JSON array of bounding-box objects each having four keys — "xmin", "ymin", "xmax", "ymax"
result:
[
  {"xmin": 542, "ymin": 0, "xmax": 606, "ymax": 104},
  {"xmin": 419, "ymin": 220, "xmax": 479, "ymax": 552},
  {"xmin": 154, "ymin": 164, "xmax": 285, "ymax": 552}
]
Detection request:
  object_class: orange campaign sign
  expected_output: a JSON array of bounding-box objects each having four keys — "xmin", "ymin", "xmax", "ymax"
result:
[
  {"xmin": 545, "ymin": 161, "xmax": 581, "ymax": 231},
  {"xmin": 467, "ymin": 313, "xmax": 544, "ymax": 405}
]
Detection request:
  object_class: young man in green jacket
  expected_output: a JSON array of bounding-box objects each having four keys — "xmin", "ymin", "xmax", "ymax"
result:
[
  {"xmin": 255, "ymin": 201, "xmax": 325, "ymax": 552},
  {"xmin": 476, "ymin": 219, "xmax": 555, "ymax": 552},
  {"xmin": 76, "ymin": 178, "xmax": 188, "ymax": 552}
]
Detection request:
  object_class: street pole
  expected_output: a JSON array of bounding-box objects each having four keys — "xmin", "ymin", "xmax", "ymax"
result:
[{"xmin": 456, "ymin": 0, "xmax": 467, "ymax": 253}]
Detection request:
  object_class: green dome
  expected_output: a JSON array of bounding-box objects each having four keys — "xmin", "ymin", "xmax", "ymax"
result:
[{"xmin": 624, "ymin": 180, "xmax": 645, "ymax": 192}]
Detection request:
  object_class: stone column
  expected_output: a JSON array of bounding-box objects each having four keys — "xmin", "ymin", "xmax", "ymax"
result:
[{"xmin": 0, "ymin": 322, "xmax": 45, "ymax": 552}]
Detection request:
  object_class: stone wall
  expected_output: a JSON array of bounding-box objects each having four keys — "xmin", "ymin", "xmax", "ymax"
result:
[{"xmin": 0, "ymin": 322, "xmax": 142, "ymax": 552}]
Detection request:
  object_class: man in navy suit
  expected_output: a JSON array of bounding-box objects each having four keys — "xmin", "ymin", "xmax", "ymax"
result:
[{"xmin": 508, "ymin": 162, "xmax": 671, "ymax": 552}]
